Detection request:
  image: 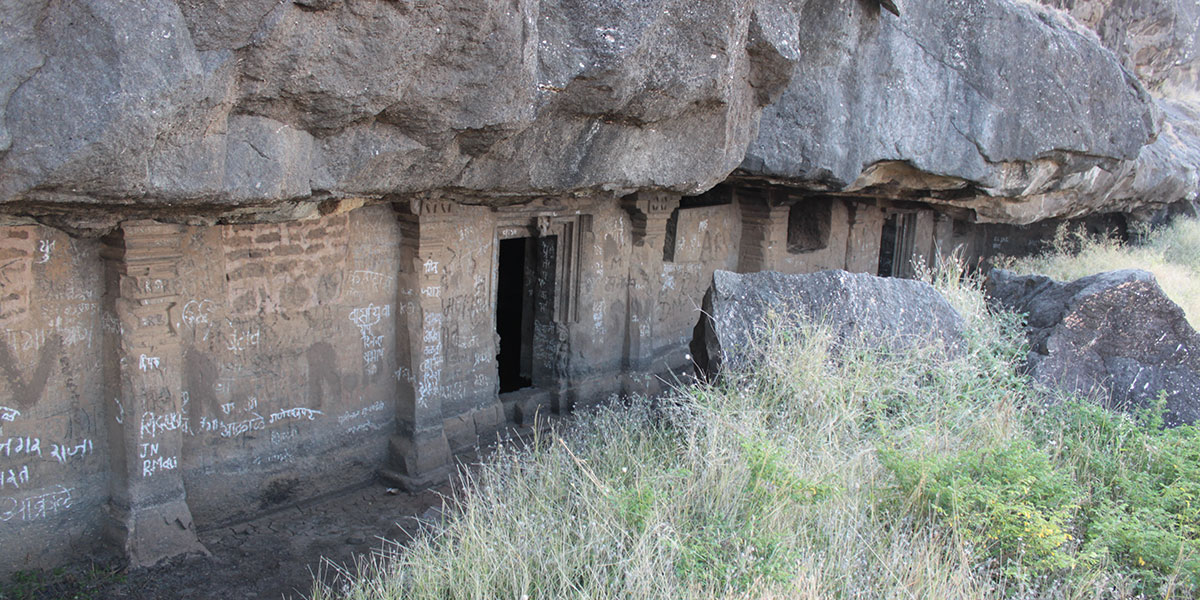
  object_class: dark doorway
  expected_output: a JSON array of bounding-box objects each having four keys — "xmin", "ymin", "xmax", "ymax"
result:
[
  {"xmin": 878, "ymin": 212, "xmax": 917, "ymax": 278},
  {"xmin": 878, "ymin": 215, "xmax": 897, "ymax": 277},
  {"xmin": 497, "ymin": 238, "xmax": 533, "ymax": 393}
]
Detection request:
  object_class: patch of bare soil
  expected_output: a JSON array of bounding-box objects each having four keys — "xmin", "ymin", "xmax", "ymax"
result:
[{"xmin": 3, "ymin": 479, "xmax": 452, "ymax": 600}]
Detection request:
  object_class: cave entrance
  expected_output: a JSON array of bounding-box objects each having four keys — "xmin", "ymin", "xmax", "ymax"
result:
[
  {"xmin": 878, "ymin": 212, "xmax": 918, "ymax": 278},
  {"xmin": 495, "ymin": 236, "xmax": 558, "ymax": 394},
  {"xmin": 497, "ymin": 237, "xmax": 533, "ymax": 393}
]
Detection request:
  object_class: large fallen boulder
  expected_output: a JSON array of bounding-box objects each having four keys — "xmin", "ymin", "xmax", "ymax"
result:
[
  {"xmin": 690, "ymin": 269, "xmax": 965, "ymax": 378},
  {"xmin": 986, "ymin": 268, "xmax": 1200, "ymax": 426}
]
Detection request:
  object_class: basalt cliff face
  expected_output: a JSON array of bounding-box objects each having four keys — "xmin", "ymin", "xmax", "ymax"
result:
[
  {"xmin": 4, "ymin": 0, "xmax": 1200, "ymax": 574},
  {"xmin": 1, "ymin": 0, "xmax": 1196, "ymax": 230}
]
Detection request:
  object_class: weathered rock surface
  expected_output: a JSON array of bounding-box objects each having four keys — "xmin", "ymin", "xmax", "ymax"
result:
[
  {"xmin": 0, "ymin": 0, "xmax": 800, "ymax": 225},
  {"xmin": 0, "ymin": 0, "xmax": 1191, "ymax": 227},
  {"xmin": 930, "ymin": 95, "xmax": 1200, "ymax": 225},
  {"xmin": 744, "ymin": 0, "xmax": 1154, "ymax": 191},
  {"xmin": 740, "ymin": 0, "xmax": 1181, "ymax": 224},
  {"xmin": 691, "ymin": 269, "xmax": 965, "ymax": 378},
  {"xmin": 1015, "ymin": 0, "xmax": 1200, "ymax": 225},
  {"xmin": 1040, "ymin": 0, "xmax": 1200, "ymax": 93},
  {"xmin": 986, "ymin": 268, "xmax": 1200, "ymax": 426}
]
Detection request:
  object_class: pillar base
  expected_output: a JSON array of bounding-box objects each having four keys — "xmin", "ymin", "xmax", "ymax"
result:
[
  {"xmin": 379, "ymin": 430, "xmax": 453, "ymax": 491},
  {"xmin": 105, "ymin": 499, "xmax": 208, "ymax": 568}
]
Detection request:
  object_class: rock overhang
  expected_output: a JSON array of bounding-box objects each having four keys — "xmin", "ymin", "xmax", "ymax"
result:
[{"xmin": 0, "ymin": 0, "xmax": 1193, "ymax": 228}]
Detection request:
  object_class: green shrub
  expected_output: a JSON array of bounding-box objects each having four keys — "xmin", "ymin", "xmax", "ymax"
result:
[
  {"xmin": 882, "ymin": 439, "xmax": 1082, "ymax": 576},
  {"xmin": 1036, "ymin": 399, "xmax": 1200, "ymax": 595}
]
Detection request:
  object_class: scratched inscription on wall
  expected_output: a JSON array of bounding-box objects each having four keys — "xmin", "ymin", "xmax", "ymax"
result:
[
  {"xmin": 659, "ymin": 206, "xmax": 738, "ymax": 348},
  {"xmin": 345, "ymin": 208, "xmax": 400, "ymax": 300},
  {"xmin": 0, "ymin": 228, "xmax": 33, "ymax": 328},
  {"xmin": 223, "ymin": 216, "xmax": 350, "ymax": 316}
]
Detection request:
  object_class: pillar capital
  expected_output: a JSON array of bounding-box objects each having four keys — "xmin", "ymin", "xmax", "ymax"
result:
[{"xmin": 622, "ymin": 191, "xmax": 680, "ymax": 249}]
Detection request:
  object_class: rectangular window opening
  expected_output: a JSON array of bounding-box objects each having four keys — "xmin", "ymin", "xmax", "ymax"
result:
[{"xmin": 787, "ymin": 198, "xmax": 833, "ymax": 254}]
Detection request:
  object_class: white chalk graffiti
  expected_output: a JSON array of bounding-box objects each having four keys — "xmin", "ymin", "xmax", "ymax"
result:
[
  {"xmin": 348, "ymin": 270, "xmax": 395, "ymax": 291},
  {"xmin": 101, "ymin": 313, "xmax": 123, "ymax": 335},
  {"xmin": 0, "ymin": 407, "xmax": 19, "ymax": 423},
  {"xmin": 139, "ymin": 411, "xmax": 190, "ymax": 439},
  {"xmin": 0, "ymin": 437, "xmax": 41, "ymax": 458},
  {"xmin": 345, "ymin": 421, "xmax": 384, "ymax": 434},
  {"xmin": 268, "ymin": 407, "xmax": 323, "ymax": 424},
  {"xmin": 593, "ymin": 301, "xmax": 604, "ymax": 332},
  {"xmin": 142, "ymin": 279, "xmax": 168, "ymax": 294},
  {"xmin": 225, "ymin": 328, "xmax": 260, "ymax": 354},
  {"xmin": 181, "ymin": 299, "xmax": 214, "ymax": 327},
  {"xmin": 336, "ymin": 401, "xmax": 386, "ymax": 426},
  {"xmin": 395, "ymin": 366, "xmax": 414, "ymax": 383},
  {"xmin": 139, "ymin": 442, "xmax": 178, "ymax": 477},
  {"xmin": 349, "ymin": 304, "xmax": 388, "ymax": 329},
  {"xmin": 422, "ymin": 259, "xmax": 439, "ymax": 274},
  {"xmin": 199, "ymin": 413, "xmax": 265, "ymax": 439},
  {"xmin": 270, "ymin": 429, "xmax": 299, "ymax": 445},
  {"xmin": 252, "ymin": 450, "xmax": 293, "ymax": 465},
  {"xmin": 49, "ymin": 439, "xmax": 92, "ymax": 463},
  {"xmin": 138, "ymin": 354, "xmax": 161, "ymax": 372},
  {"xmin": 416, "ymin": 312, "xmax": 444, "ymax": 407},
  {"xmin": 349, "ymin": 304, "xmax": 391, "ymax": 375},
  {"xmin": 36, "ymin": 240, "xmax": 54, "ymax": 264},
  {"xmin": 0, "ymin": 486, "xmax": 72, "ymax": 522},
  {"xmin": 181, "ymin": 299, "xmax": 215, "ymax": 339},
  {"xmin": 1, "ymin": 466, "xmax": 29, "ymax": 490},
  {"xmin": 4, "ymin": 329, "xmax": 49, "ymax": 354}
]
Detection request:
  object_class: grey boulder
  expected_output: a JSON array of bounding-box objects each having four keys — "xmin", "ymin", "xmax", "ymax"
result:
[
  {"xmin": 986, "ymin": 268, "xmax": 1200, "ymax": 426},
  {"xmin": 691, "ymin": 269, "xmax": 965, "ymax": 378}
]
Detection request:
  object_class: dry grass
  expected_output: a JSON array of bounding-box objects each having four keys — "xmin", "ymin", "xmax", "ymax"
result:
[
  {"xmin": 1002, "ymin": 218, "xmax": 1200, "ymax": 328},
  {"xmin": 311, "ymin": 256, "xmax": 1198, "ymax": 600}
]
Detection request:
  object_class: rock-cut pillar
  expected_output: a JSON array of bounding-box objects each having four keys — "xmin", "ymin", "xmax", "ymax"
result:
[
  {"xmin": 100, "ymin": 221, "xmax": 206, "ymax": 566},
  {"xmin": 380, "ymin": 199, "xmax": 455, "ymax": 490},
  {"xmin": 621, "ymin": 192, "xmax": 680, "ymax": 392},
  {"xmin": 736, "ymin": 187, "xmax": 789, "ymax": 273}
]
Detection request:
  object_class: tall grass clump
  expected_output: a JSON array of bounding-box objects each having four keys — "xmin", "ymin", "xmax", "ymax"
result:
[
  {"xmin": 315, "ymin": 258, "xmax": 1200, "ymax": 600},
  {"xmin": 1004, "ymin": 218, "xmax": 1200, "ymax": 328}
]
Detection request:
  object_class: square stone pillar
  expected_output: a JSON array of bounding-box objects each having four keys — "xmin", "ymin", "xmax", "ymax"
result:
[
  {"xmin": 736, "ymin": 187, "xmax": 790, "ymax": 273},
  {"xmin": 380, "ymin": 199, "xmax": 455, "ymax": 490},
  {"xmin": 845, "ymin": 202, "xmax": 886, "ymax": 274},
  {"xmin": 101, "ymin": 221, "xmax": 207, "ymax": 567},
  {"xmin": 621, "ymin": 191, "xmax": 680, "ymax": 386}
]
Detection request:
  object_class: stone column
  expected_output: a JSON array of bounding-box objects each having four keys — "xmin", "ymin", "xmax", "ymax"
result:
[
  {"xmin": 621, "ymin": 191, "xmax": 680, "ymax": 390},
  {"xmin": 914, "ymin": 209, "xmax": 937, "ymax": 272},
  {"xmin": 844, "ymin": 202, "xmax": 886, "ymax": 274},
  {"xmin": 101, "ymin": 220, "xmax": 206, "ymax": 567},
  {"xmin": 932, "ymin": 211, "xmax": 956, "ymax": 270},
  {"xmin": 736, "ymin": 187, "xmax": 789, "ymax": 273},
  {"xmin": 380, "ymin": 199, "xmax": 455, "ymax": 490}
]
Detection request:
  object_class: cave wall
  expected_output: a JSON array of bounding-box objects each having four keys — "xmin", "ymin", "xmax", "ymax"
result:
[
  {"xmin": 0, "ymin": 225, "xmax": 108, "ymax": 573},
  {"xmin": 0, "ymin": 186, "xmax": 1173, "ymax": 574},
  {"xmin": 0, "ymin": 188, "xmax": 916, "ymax": 573},
  {"xmin": 174, "ymin": 206, "xmax": 400, "ymax": 526}
]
